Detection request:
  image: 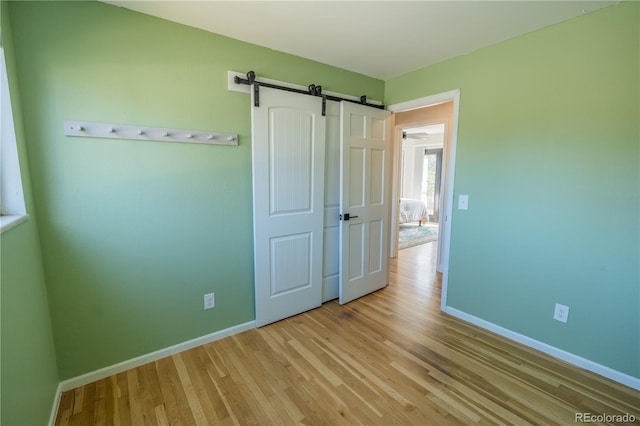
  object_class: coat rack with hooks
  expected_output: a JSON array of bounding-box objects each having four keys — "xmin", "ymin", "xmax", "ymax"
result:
[{"xmin": 64, "ymin": 120, "xmax": 238, "ymax": 146}]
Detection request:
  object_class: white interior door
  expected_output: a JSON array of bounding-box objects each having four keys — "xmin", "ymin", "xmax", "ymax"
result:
[
  {"xmin": 339, "ymin": 102, "xmax": 392, "ymax": 304},
  {"xmin": 252, "ymin": 86, "xmax": 326, "ymax": 327}
]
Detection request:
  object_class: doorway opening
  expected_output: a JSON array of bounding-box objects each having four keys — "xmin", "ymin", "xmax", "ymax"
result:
[{"xmin": 388, "ymin": 90, "xmax": 460, "ymax": 311}]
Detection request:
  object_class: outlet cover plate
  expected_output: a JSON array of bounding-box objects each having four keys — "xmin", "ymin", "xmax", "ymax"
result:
[
  {"xmin": 204, "ymin": 292, "xmax": 215, "ymax": 310},
  {"xmin": 553, "ymin": 303, "xmax": 569, "ymax": 323}
]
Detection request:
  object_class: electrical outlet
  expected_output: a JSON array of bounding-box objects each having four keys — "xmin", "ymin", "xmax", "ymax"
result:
[
  {"xmin": 553, "ymin": 303, "xmax": 569, "ymax": 323},
  {"xmin": 204, "ymin": 292, "xmax": 215, "ymax": 310}
]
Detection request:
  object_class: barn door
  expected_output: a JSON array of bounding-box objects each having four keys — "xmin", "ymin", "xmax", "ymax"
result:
[
  {"xmin": 339, "ymin": 102, "xmax": 392, "ymax": 304},
  {"xmin": 252, "ymin": 86, "xmax": 326, "ymax": 327}
]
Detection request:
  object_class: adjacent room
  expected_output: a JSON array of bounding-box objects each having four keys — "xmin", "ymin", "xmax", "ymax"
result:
[
  {"xmin": 1, "ymin": 1, "xmax": 638, "ymax": 425},
  {"xmin": 398, "ymin": 124, "xmax": 444, "ymax": 250}
]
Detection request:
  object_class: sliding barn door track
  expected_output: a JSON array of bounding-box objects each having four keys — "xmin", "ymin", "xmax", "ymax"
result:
[{"xmin": 234, "ymin": 71, "xmax": 385, "ymax": 116}]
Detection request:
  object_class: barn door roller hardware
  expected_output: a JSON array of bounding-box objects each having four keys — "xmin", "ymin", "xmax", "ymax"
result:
[{"xmin": 234, "ymin": 71, "xmax": 384, "ymax": 116}]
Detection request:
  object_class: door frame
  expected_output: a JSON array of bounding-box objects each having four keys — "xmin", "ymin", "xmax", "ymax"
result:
[{"xmin": 387, "ymin": 89, "xmax": 461, "ymax": 311}]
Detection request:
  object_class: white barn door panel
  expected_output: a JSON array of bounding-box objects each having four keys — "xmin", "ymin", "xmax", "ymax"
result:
[
  {"xmin": 252, "ymin": 87, "xmax": 326, "ymax": 327},
  {"xmin": 339, "ymin": 102, "xmax": 392, "ymax": 304}
]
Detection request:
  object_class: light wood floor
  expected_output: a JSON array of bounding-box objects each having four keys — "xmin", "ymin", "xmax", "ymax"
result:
[{"xmin": 56, "ymin": 242, "xmax": 640, "ymax": 425}]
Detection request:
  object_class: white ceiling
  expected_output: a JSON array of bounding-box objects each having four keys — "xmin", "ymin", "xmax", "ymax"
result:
[{"xmin": 103, "ymin": 1, "xmax": 618, "ymax": 80}]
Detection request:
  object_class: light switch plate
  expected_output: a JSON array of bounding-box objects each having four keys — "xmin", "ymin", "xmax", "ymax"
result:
[{"xmin": 458, "ymin": 194, "xmax": 469, "ymax": 210}]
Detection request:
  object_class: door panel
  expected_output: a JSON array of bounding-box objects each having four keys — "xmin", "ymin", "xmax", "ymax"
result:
[
  {"xmin": 350, "ymin": 113, "xmax": 366, "ymax": 136},
  {"xmin": 322, "ymin": 101, "xmax": 341, "ymax": 302},
  {"xmin": 349, "ymin": 148, "xmax": 366, "ymax": 207},
  {"xmin": 269, "ymin": 107, "xmax": 314, "ymax": 214},
  {"xmin": 339, "ymin": 102, "xmax": 391, "ymax": 304},
  {"xmin": 369, "ymin": 220, "xmax": 383, "ymax": 273},
  {"xmin": 348, "ymin": 222, "xmax": 365, "ymax": 280},
  {"xmin": 270, "ymin": 233, "xmax": 312, "ymax": 295},
  {"xmin": 252, "ymin": 87, "xmax": 325, "ymax": 327},
  {"xmin": 370, "ymin": 149, "xmax": 385, "ymax": 205}
]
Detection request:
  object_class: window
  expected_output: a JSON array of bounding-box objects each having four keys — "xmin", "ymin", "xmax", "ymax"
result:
[
  {"xmin": 1, "ymin": 38, "xmax": 28, "ymax": 233},
  {"xmin": 421, "ymin": 148, "xmax": 443, "ymax": 222}
]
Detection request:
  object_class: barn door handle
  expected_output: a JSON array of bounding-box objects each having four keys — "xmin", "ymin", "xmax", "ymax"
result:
[{"xmin": 340, "ymin": 213, "xmax": 359, "ymax": 221}]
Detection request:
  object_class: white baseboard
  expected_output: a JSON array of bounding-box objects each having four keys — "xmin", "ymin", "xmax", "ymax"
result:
[
  {"xmin": 58, "ymin": 320, "xmax": 256, "ymax": 393},
  {"xmin": 48, "ymin": 383, "xmax": 63, "ymax": 426},
  {"xmin": 443, "ymin": 307, "xmax": 640, "ymax": 391}
]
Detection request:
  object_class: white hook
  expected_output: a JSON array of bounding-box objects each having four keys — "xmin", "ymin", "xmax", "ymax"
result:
[
  {"xmin": 108, "ymin": 127, "xmax": 115, "ymax": 133},
  {"xmin": 207, "ymin": 135, "xmax": 216, "ymax": 140},
  {"xmin": 137, "ymin": 129, "xmax": 144, "ymax": 135},
  {"xmin": 186, "ymin": 133, "xmax": 193, "ymax": 138},
  {"xmin": 161, "ymin": 131, "xmax": 169, "ymax": 137},
  {"xmin": 227, "ymin": 136, "xmax": 236, "ymax": 142}
]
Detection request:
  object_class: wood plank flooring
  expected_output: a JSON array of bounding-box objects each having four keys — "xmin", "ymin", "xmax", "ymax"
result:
[{"xmin": 56, "ymin": 242, "xmax": 640, "ymax": 425}]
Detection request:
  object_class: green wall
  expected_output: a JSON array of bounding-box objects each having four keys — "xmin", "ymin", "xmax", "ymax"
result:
[
  {"xmin": 3, "ymin": 1, "xmax": 638, "ymax": 423},
  {"xmin": 7, "ymin": 0, "xmax": 383, "ymax": 381},
  {"xmin": 1, "ymin": 2, "xmax": 59, "ymax": 425},
  {"xmin": 387, "ymin": 2, "xmax": 639, "ymax": 378}
]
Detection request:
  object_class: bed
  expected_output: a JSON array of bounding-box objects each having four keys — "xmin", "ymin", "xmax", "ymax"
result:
[{"xmin": 400, "ymin": 198, "xmax": 429, "ymax": 225}]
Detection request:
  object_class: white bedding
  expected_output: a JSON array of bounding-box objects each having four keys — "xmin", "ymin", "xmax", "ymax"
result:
[{"xmin": 400, "ymin": 198, "xmax": 429, "ymax": 224}]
